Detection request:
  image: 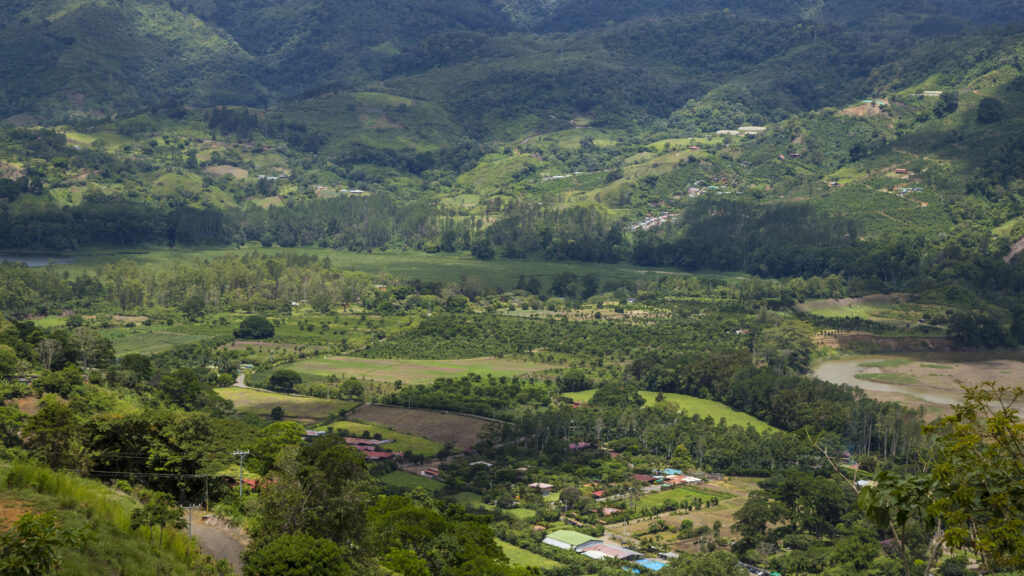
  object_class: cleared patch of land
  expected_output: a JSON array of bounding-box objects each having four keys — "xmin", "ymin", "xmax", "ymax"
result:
[
  {"xmin": 346, "ymin": 404, "xmax": 491, "ymax": 450},
  {"xmin": 319, "ymin": 420, "xmax": 442, "ymax": 456},
  {"xmin": 215, "ymin": 387, "xmax": 355, "ymax": 422},
  {"xmin": 287, "ymin": 355, "xmax": 555, "ymax": 385},
  {"xmin": 379, "ymin": 470, "xmax": 444, "ymax": 492},
  {"xmin": 497, "ymin": 540, "xmax": 561, "ymax": 569},
  {"xmin": 563, "ymin": 391, "xmax": 775, "ymax": 432},
  {"xmin": 203, "ymin": 165, "xmax": 249, "ymax": 178}
]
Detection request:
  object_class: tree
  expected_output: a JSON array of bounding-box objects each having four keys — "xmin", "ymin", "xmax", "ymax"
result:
[
  {"xmin": 35, "ymin": 339, "xmax": 60, "ymax": 372},
  {"xmin": 24, "ymin": 395, "xmax": 85, "ymax": 470},
  {"xmin": 235, "ymin": 316, "xmax": 275, "ymax": 339},
  {"xmin": 976, "ymin": 97, "xmax": 1004, "ymax": 124},
  {"xmin": 0, "ymin": 345, "xmax": 18, "ymax": 380},
  {"xmin": 243, "ymin": 532, "xmax": 351, "ymax": 576},
  {"xmin": 253, "ymin": 437, "xmax": 373, "ymax": 551},
  {"xmin": 120, "ymin": 353, "xmax": 152, "ymax": 382},
  {"xmin": 130, "ymin": 490, "xmax": 184, "ymax": 547},
  {"xmin": 249, "ymin": 421, "xmax": 305, "ymax": 475},
  {"xmin": 0, "ymin": 406, "xmax": 24, "ymax": 449},
  {"xmin": 662, "ymin": 550, "xmax": 745, "ymax": 576},
  {"xmin": 0, "ymin": 513, "xmax": 80, "ymax": 576},
  {"xmin": 268, "ymin": 370, "xmax": 302, "ymax": 393},
  {"xmin": 270, "ymin": 406, "xmax": 284, "ymax": 420},
  {"xmin": 933, "ymin": 91, "xmax": 959, "ymax": 118}
]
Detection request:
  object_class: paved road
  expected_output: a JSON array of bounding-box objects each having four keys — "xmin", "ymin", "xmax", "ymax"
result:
[{"xmin": 193, "ymin": 522, "xmax": 245, "ymax": 575}]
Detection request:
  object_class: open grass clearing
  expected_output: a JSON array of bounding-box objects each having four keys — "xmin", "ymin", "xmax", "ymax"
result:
[
  {"xmin": 453, "ymin": 492, "xmax": 493, "ymax": 509},
  {"xmin": 637, "ymin": 485, "xmax": 733, "ymax": 509},
  {"xmin": 286, "ymin": 355, "xmax": 555, "ymax": 385},
  {"xmin": 498, "ymin": 540, "xmax": 561, "ymax": 569},
  {"xmin": 215, "ymin": 387, "xmax": 354, "ymax": 422},
  {"xmin": 563, "ymin": 390, "xmax": 774, "ymax": 432},
  {"xmin": 319, "ymin": 419, "xmax": 442, "ymax": 457},
  {"xmin": 379, "ymin": 470, "xmax": 443, "ymax": 492},
  {"xmin": 346, "ymin": 404, "xmax": 492, "ymax": 450}
]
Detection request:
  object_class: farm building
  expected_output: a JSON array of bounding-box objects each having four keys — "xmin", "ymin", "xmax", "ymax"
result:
[
  {"xmin": 632, "ymin": 474, "xmax": 656, "ymax": 484},
  {"xmin": 528, "ymin": 482, "xmax": 554, "ymax": 496},
  {"xmin": 542, "ymin": 530, "xmax": 599, "ymax": 551},
  {"xmin": 421, "ymin": 468, "xmax": 440, "ymax": 478},
  {"xmin": 577, "ymin": 541, "xmax": 639, "ymax": 560}
]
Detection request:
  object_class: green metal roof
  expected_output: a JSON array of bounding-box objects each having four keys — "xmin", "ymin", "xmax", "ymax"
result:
[{"xmin": 545, "ymin": 530, "xmax": 596, "ymax": 547}]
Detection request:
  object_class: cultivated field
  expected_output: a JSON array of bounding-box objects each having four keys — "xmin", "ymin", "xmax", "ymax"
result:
[
  {"xmin": 318, "ymin": 419, "xmax": 442, "ymax": 456},
  {"xmin": 287, "ymin": 355, "xmax": 555, "ymax": 385},
  {"xmin": 637, "ymin": 485, "xmax": 733, "ymax": 509},
  {"xmin": 214, "ymin": 387, "xmax": 355, "ymax": 422},
  {"xmin": 564, "ymin": 390, "xmax": 775, "ymax": 432},
  {"xmin": 346, "ymin": 404, "xmax": 492, "ymax": 450}
]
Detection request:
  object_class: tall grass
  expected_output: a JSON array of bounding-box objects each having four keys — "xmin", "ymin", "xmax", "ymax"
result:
[{"xmin": 2, "ymin": 461, "xmax": 227, "ymax": 575}]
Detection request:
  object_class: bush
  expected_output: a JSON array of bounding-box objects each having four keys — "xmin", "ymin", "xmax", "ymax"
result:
[
  {"xmin": 234, "ymin": 316, "xmax": 274, "ymax": 339},
  {"xmin": 268, "ymin": 370, "xmax": 302, "ymax": 393}
]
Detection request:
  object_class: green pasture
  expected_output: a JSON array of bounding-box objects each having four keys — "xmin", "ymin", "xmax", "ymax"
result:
[
  {"xmin": 504, "ymin": 507, "xmax": 538, "ymax": 521},
  {"xmin": 379, "ymin": 470, "xmax": 444, "ymax": 492},
  {"xmin": 637, "ymin": 486, "xmax": 732, "ymax": 509},
  {"xmin": 214, "ymin": 387, "xmax": 354, "ymax": 421},
  {"xmin": 498, "ymin": 540, "xmax": 561, "ymax": 569},
  {"xmin": 319, "ymin": 420, "xmax": 442, "ymax": 457},
  {"xmin": 286, "ymin": 355, "xmax": 554, "ymax": 385},
  {"xmin": 564, "ymin": 390, "xmax": 775, "ymax": 432}
]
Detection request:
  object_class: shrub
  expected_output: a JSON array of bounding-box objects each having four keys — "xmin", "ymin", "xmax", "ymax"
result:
[{"xmin": 234, "ymin": 316, "xmax": 274, "ymax": 339}]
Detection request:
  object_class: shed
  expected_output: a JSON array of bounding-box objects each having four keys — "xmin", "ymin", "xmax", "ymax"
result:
[{"xmin": 541, "ymin": 530, "xmax": 598, "ymax": 551}]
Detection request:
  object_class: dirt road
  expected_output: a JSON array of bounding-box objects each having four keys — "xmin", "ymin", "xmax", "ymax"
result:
[{"xmin": 193, "ymin": 518, "xmax": 247, "ymax": 575}]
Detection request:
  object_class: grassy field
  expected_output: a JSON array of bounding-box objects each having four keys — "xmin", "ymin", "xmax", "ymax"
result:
[
  {"xmin": 637, "ymin": 485, "xmax": 733, "ymax": 509},
  {"xmin": 859, "ymin": 358, "xmax": 914, "ymax": 368},
  {"xmin": 564, "ymin": 390, "xmax": 775, "ymax": 432},
  {"xmin": 497, "ymin": 540, "xmax": 561, "ymax": 569},
  {"xmin": 48, "ymin": 247, "xmax": 699, "ymax": 291},
  {"xmin": 346, "ymin": 405, "xmax": 492, "ymax": 450},
  {"xmin": 214, "ymin": 387, "xmax": 355, "ymax": 421},
  {"xmin": 286, "ymin": 355, "xmax": 555, "ymax": 385},
  {"xmin": 319, "ymin": 419, "xmax": 443, "ymax": 457},
  {"xmin": 504, "ymin": 507, "xmax": 538, "ymax": 521},
  {"xmin": 379, "ymin": 470, "xmax": 444, "ymax": 492},
  {"xmin": 100, "ymin": 330, "xmax": 210, "ymax": 356}
]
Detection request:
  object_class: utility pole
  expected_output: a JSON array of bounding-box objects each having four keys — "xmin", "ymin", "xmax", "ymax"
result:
[
  {"xmin": 182, "ymin": 504, "xmax": 202, "ymax": 540},
  {"xmin": 182, "ymin": 503, "xmax": 202, "ymax": 559},
  {"xmin": 232, "ymin": 450, "xmax": 250, "ymax": 499}
]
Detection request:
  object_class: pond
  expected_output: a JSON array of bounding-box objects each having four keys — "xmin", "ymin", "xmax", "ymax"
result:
[
  {"xmin": 0, "ymin": 254, "xmax": 75, "ymax": 267},
  {"xmin": 813, "ymin": 352, "xmax": 1024, "ymax": 413}
]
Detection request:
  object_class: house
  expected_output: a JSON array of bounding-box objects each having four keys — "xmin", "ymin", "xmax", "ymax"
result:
[
  {"xmin": 576, "ymin": 541, "xmax": 639, "ymax": 560},
  {"xmin": 421, "ymin": 468, "xmax": 440, "ymax": 478},
  {"xmin": 304, "ymin": 430, "xmax": 326, "ymax": 440},
  {"xmin": 601, "ymin": 507, "xmax": 620, "ymax": 516},
  {"xmin": 361, "ymin": 451, "xmax": 396, "ymax": 461},
  {"xmin": 569, "ymin": 442, "xmax": 592, "ymax": 451},
  {"xmin": 894, "ymin": 168, "xmax": 909, "ymax": 174},
  {"xmin": 592, "ymin": 490, "xmax": 605, "ymax": 498},
  {"xmin": 664, "ymin": 475, "xmax": 702, "ymax": 486},
  {"xmin": 528, "ymin": 482, "xmax": 554, "ymax": 496},
  {"xmin": 660, "ymin": 468, "xmax": 684, "ymax": 476},
  {"xmin": 470, "ymin": 461, "xmax": 493, "ymax": 467},
  {"xmin": 632, "ymin": 474, "xmax": 656, "ymax": 484},
  {"xmin": 541, "ymin": 530, "xmax": 599, "ymax": 551}
]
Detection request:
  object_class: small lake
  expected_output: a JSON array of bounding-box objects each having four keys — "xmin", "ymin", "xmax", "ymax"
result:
[
  {"xmin": 0, "ymin": 254, "xmax": 75, "ymax": 267},
  {"xmin": 814, "ymin": 352, "xmax": 1024, "ymax": 410}
]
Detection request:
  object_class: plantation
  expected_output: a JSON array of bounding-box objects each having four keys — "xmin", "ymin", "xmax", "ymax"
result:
[{"xmin": 286, "ymin": 355, "xmax": 555, "ymax": 385}]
